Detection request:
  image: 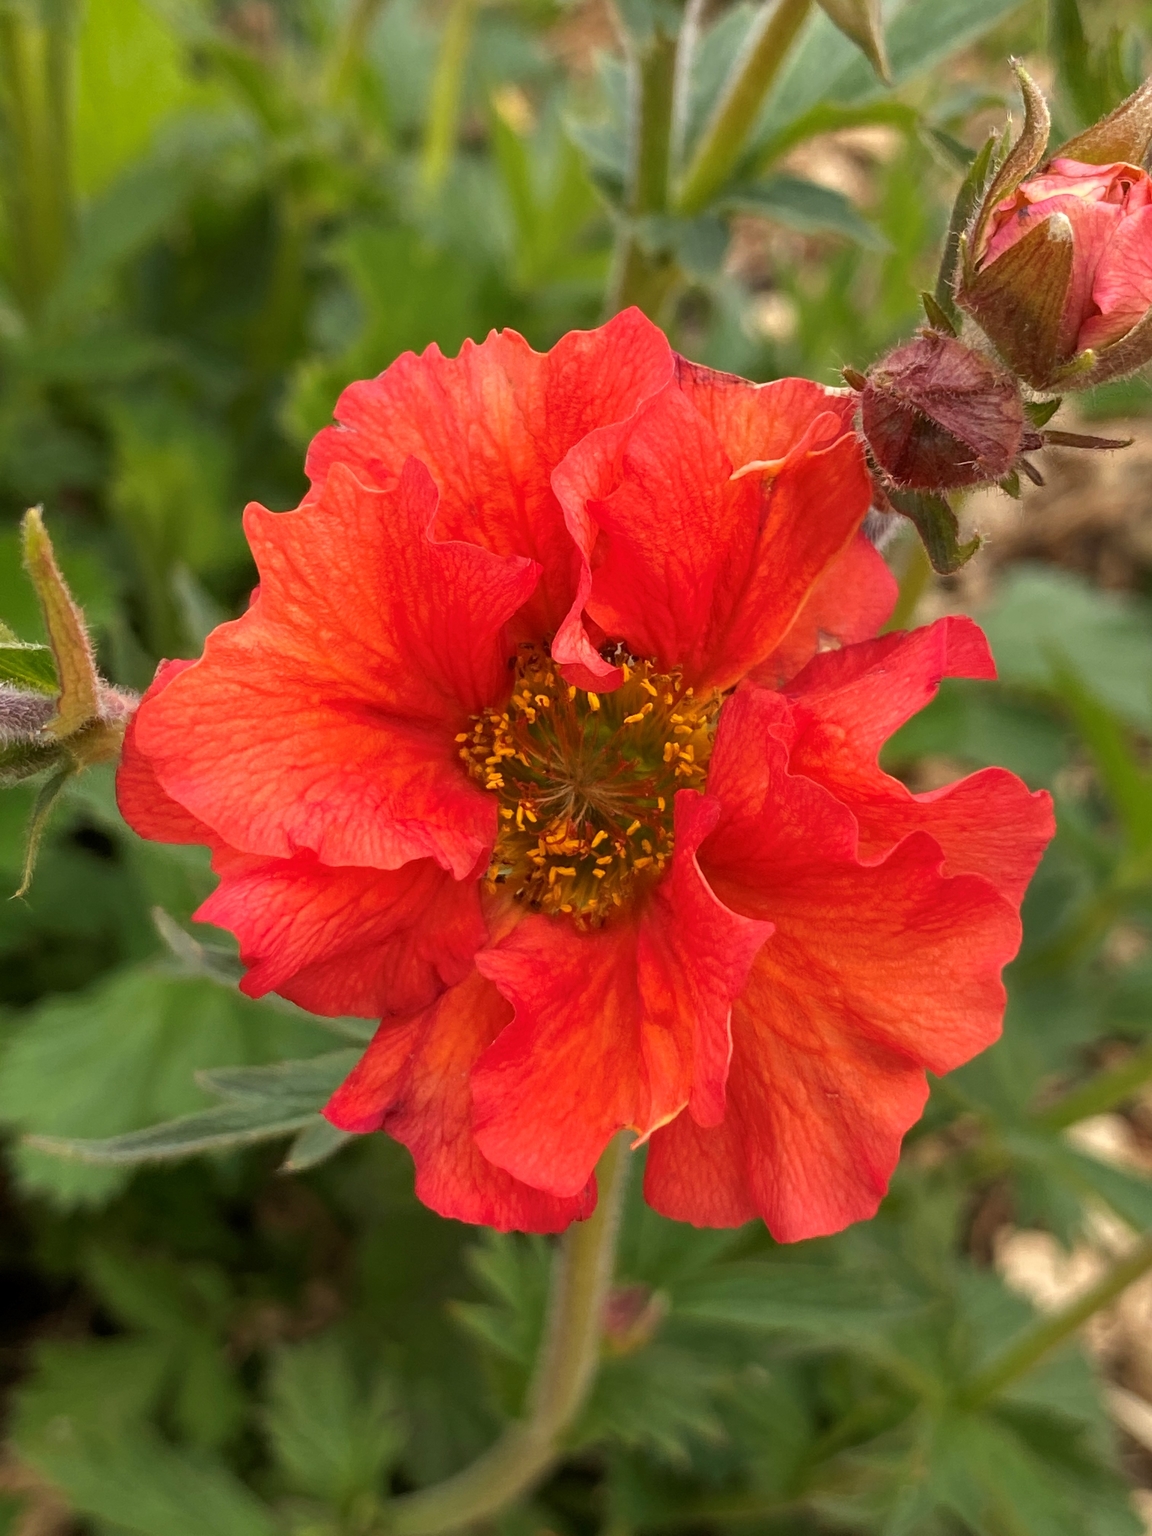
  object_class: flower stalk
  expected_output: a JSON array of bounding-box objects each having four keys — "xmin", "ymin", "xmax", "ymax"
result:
[
  {"xmin": 957, "ymin": 1227, "xmax": 1152, "ymax": 1409},
  {"xmin": 386, "ymin": 1135, "xmax": 631, "ymax": 1535}
]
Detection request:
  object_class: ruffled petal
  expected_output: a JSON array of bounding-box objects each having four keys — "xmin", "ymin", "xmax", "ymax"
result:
[
  {"xmin": 552, "ymin": 383, "xmax": 871, "ymax": 692},
  {"xmin": 671, "ymin": 360, "xmax": 856, "ymax": 465},
  {"xmin": 324, "ymin": 967, "xmax": 594, "ymax": 1233},
  {"xmin": 470, "ymin": 792, "xmax": 771, "ymax": 1198},
  {"xmin": 1082, "ymin": 203, "xmax": 1152, "ymax": 350},
  {"xmin": 198, "ymin": 850, "xmax": 485, "ymax": 1018},
  {"xmin": 645, "ymin": 685, "xmax": 1024, "ymax": 1239},
  {"xmin": 305, "ymin": 309, "xmax": 673, "ymax": 641},
  {"xmin": 117, "ymin": 660, "xmax": 216, "ymax": 845},
  {"xmin": 785, "ymin": 618, "xmax": 1054, "ymax": 898},
  {"xmin": 133, "ymin": 459, "xmax": 539, "ymax": 879},
  {"xmin": 749, "ymin": 532, "xmax": 898, "ymax": 688}
]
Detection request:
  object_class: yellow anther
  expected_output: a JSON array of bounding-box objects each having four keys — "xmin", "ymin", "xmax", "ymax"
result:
[
  {"xmin": 455, "ymin": 732, "xmax": 469, "ymax": 742},
  {"xmin": 535, "ymin": 694, "xmax": 551, "ymax": 709},
  {"xmin": 568, "ymin": 685, "xmax": 577, "ymax": 700},
  {"xmin": 587, "ymin": 692, "xmax": 600, "ymax": 712},
  {"xmin": 626, "ymin": 820, "xmax": 641, "ymax": 837},
  {"xmin": 524, "ymin": 808, "xmax": 537, "ymax": 823},
  {"xmin": 633, "ymin": 857, "xmax": 653, "ymax": 870},
  {"xmin": 641, "ymin": 678, "xmax": 658, "ymax": 696},
  {"xmin": 590, "ymin": 829, "xmax": 608, "ymax": 848},
  {"xmin": 501, "ymin": 807, "xmax": 514, "ymax": 819},
  {"xmin": 657, "ymin": 796, "xmax": 665, "ymax": 811},
  {"xmin": 592, "ymin": 868, "xmax": 606, "ymax": 879},
  {"xmin": 596, "ymin": 854, "xmax": 614, "ymax": 866}
]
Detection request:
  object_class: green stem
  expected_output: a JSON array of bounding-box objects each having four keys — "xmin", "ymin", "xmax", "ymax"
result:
[
  {"xmin": 883, "ymin": 532, "xmax": 932, "ymax": 632},
  {"xmin": 388, "ymin": 1136, "xmax": 631, "ymax": 1535},
  {"xmin": 420, "ymin": 0, "xmax": 475, "ymax": 194},
  {"xmin": 324, "ymin": 0, "xmax": 387, "ymax": 105},
  {"xmin": 1036, "ymin": 1038, "xmax": 1152, "ymax": 1132},
  {"xmin": 674, "ymin": 0, "xmax": 812, "ymax": 215},
  {"xmin": 0, "ymin": 0, "xmax": 76, "ymax": 318},
  {"xmin": 957, "ymin": 1228, "xmax": 1152, "ymax": 1409},
  {"xmin": 608, "ymin": 24, "xmax": 679, "ymax": 318}
]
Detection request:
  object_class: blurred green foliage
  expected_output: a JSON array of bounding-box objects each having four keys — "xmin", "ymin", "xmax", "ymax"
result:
[{"xmin": 4, "ymin": 0, "xmax": 1152, "ymax": 1533}]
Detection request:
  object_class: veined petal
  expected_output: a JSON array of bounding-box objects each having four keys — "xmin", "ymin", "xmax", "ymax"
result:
[
  {"xmin": 324, "ymin": 967, "xmax": 594, "ymax": 1233},
  {"xmin": 645, "ymin": 685, "xmax": 1023, "ymax": 1239},
  {"xmin": 552, "ymin": 383, "xmax": 871, "ymax": 693},
  {"xmin": 199, "ymin": 850, "xmax": 485, "ymax": 1018},
  {"xmin": 133, "ymin": 459, "xmax": 540, "ymax": 878},
  {"xmin": 749, "ymin": 531, "xmax": 898, "ymax": 688},
  {"xmin": 785, "ymin": 618, "xmax": 1054, "ymax": 898},
  {"xmin": 1083, "ymin": 202, "xmax": 1152, "ymax": 350},
  {"xmin": 117, "ymin": 659, "xmax": 216, "ymax": 846},
  {"xmin": 471, "ymin": 792, "xmax": 771, "ymax": 1197},
  {"xmin": 305, "ymin": 309, "xmax": 674, "ymax": 640}
]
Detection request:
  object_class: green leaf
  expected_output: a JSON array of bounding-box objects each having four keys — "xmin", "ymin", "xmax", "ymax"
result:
[
  {"xmin": 884, "ymin": 487, "xmax": 981, "ymax": 574},
  {"xmin": 264, "ymin": 1336, "xmax": 402, "ymax": 1509},
  {"xmin": 197, "ymin": 1050, "xmax": 361, "ymax": 1106},
  {"xmin": 724, "ymin": 173, "xmax": 888, "ymax": 248},
  {"xmin": 281, "ymin": 1117, "xmax": 354, "ymax": 1172},
  {"xmin": 1048, "ymin": 662, "xmax": 1152, "ymax": 852},
  {"xmin": 934, "ymin": 129, "xmax": 998, "ymax": 321},
  {"xmin": 0, "ymin": 641, "xmax": 56, "ymax": 693},
  {"xmin": 756, "ymin": 0, "xmax": 1031, "ymax": 155},
  {"xmin": 981, "ymin": 566, "xmax": 1152, "ymax": 728},
  {"xmin": 25, "ymin": 1101, "xmax": 323, "ymax": 1167},
  {"xmin": 673, "ymin": 1263, "xmax": 919, "ymax": 1340},
  {"xmin": 12, "ymin": 1335, "xmax": 277, "ymax": 1536},
  {"xmin": 0, "ymin": 965, "xmax": 334, "ymax": 1205}
]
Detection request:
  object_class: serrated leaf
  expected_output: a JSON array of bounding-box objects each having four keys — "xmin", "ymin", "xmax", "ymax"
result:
[
  {"xmin": 673, "ymin": 1263, "xmax": 919, "ymax": 1339},
  {"xmin": 0, "ymin": 641, "xmax": 56, "ymax": 692},
  {"xmin": 264, "ymin": 1336, "xmax": 402, "ymax": 1509}
]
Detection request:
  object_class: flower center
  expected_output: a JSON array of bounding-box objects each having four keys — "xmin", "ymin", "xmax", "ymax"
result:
[{"xmin": 459, "ymin": 645, "xmax": 720, "ymax": 923}]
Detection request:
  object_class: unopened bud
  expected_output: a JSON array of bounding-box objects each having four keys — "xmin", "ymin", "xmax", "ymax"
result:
[
  {"xmin": 857, "ymin": 330, "xmax": 1025, "ymax": 492},
  {"xmin": 959, "ymin": 68, "xmax": 1152, "ymax": 389}
]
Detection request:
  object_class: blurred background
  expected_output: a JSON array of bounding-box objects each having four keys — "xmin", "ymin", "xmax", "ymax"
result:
[{"xmin": 5, "ymin": 1, "xmax": 1152, "ymax": 1532}]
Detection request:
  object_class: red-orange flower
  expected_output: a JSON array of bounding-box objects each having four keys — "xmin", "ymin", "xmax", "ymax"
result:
[{"xmin": 118, "ymin": 310, "xmax": 1053, "ymax": 1238}]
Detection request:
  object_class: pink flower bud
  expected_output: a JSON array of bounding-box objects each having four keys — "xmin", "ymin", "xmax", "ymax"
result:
[
  {"xmin": 982, "ymin": 157, "xmax": 1152, "ymax": 357},
  {"xmin": 957, "ymin": 71, "xmax": 1152, "ymax": 389}
]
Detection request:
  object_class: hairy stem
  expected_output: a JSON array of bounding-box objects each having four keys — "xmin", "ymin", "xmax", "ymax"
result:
[
  {"xmin": 958, "ymin": 1228, "xmax": 1152, "ymax": 1408},
  {"xmin": 675, "ymin": 0, "xmax": 812, "ymax": 215},
  {"xmin": 388, "ymin": 1135, "xmax": 631, "ymax": 1535}
]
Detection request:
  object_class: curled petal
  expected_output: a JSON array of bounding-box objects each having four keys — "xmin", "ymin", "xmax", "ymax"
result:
[
  {"xmin": 306, "ymin": 309, "xmax": 674, "ymax": 640},
  {"xmin": 1082, "ymin": 203, "xmax": 1152, "ymax": 350},
  {"xmin": 324, "ymin": 968, "xmax": 593, "ymax": 1233},
  {"xmin": 749, "ymin": 532, "xmax": 898, "ymax": 688},
  {"xmin": 552, "ymin": 385, "xmax": 871, "ymax": 693},
  {"xmin": 199, "ymin": 850, "xmax": 486, "ymax": 1018},
  {"xmin": 471, "ymin": 793, "xmax": 771, "ymax": 1197},
  {"xmin": 117, "ymin": 659, "xmax": 216, "ymax": 845},
  {"xmin": 134, "ymin": 459, "xmax": 540, "ymax": 878},
  {"xmin": 647, "ymin": 685, "xmax": 1024, "ymax": 1239},
  {"xmin": 786, "ymin": 618, "xmax": 1054, "ymax": 898}
]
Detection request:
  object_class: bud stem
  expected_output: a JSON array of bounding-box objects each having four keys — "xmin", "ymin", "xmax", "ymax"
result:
[{"xmin": 385, "ymin": 1135, "xmax": 631, "ymax": 1535}]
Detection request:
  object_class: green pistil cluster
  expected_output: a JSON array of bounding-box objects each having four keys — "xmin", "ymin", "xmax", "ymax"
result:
[{"xmin": 458, "ymin": 646, "xmax": 719, "ymax": 924}]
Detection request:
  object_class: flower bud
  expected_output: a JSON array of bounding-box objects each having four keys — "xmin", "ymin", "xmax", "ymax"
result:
[
  {"xmin": 857, "ymin": 329, "xmax": 1025, "ymax": 491},
  {"xmin": 959, "ymin": 69, "xmax": 1152, "ymax": 389}
]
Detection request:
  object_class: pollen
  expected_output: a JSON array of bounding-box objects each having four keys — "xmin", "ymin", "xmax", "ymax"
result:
[{"xmin": 459, "ymin": 644, "xmax": 720, "ymax": 924}]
